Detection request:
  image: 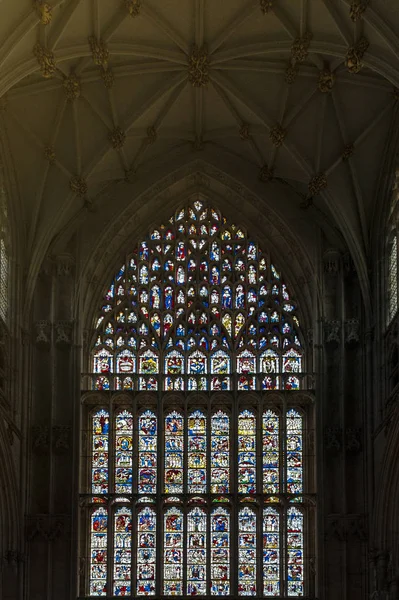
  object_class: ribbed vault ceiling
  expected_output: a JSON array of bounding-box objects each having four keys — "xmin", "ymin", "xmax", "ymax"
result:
[{"xmin": 0, "ymin": 0, "xmax": 399, "ymax": 310}]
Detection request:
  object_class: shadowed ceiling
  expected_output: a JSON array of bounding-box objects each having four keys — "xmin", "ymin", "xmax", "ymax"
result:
[{"xmin": 0, "ymin": 0, "xmax": 399, "ymax": 313}]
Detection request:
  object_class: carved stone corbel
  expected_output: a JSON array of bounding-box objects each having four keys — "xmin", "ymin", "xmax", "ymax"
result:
[
  {"xmin": 31, "ymin": 425, "xmax": 50, "ymax": 453},
  {"xmin": 324, "ymin": 426, "xmax": 342, "ymax": 452},
  {"xmin": 324, "ymin": 319, "xmax": 341, "ymax": 346},
  {"xmin": 345, "ymin": 318, "xmax": 360, "ymax": 345},
  {"xmin": 34, "ymin": 320, "xmax": 51, "ymax": 349},
  {"xmin": 55, "ymin": 321, "xmax": 73, "ymax": 346},
  {"xmin": 53, "ymin": 426, "xmax": 71, "ymax": 453},
  {"xmin": 56, "ymin": 253, "xmax": 75, "ymax": 276}
]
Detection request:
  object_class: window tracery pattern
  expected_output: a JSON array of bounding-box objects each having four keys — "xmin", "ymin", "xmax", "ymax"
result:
[{"xmin": 83, "ymin": 199, "xmax": 312, "ymax": 598}]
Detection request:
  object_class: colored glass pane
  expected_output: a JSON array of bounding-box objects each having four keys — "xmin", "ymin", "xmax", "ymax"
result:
[
  {"xmin": 163, "ymin": 507, "xmax": 184, "ymax": 595},
  {"xmin": 165, "ymin": 411, "xmax": 184, "ymax": 493},
  {"xmin": 138, "ymin": 411, "xmax": 157, "ymax": 494},
  {"xmin": 113, "ymin": 507, "xmax": 132, "ymax": 596},
  {"xmin": 92, "ymin": 410, "xmax": 109, "ymax": 495},
  {"xmin": 389, "ymin": 236, "xmax": 398, "ymax": 322},
  {"xmin": 286, "ymin": 410, "xmax": 303, "ymax": 494},
  {"xmin": 137, "ymin": 506, "xmax": 156, "ymax": 595},
  {"xmin": 263, "ymin": 507, "xmax": 280, "ymax": 596},
  {"xmin": 211, "ymin": 411, "xmax": 230, "ymax": 494},
  {"xmin": 238, "ymin": 411, "xmax": 256, "ymax": 494},
  {"xmin": 187, "ymin": 507, "xmax": 207, "ymax": 595},
  {"xmin": 115, "ymin": 410, "xmax": 133, "ymax": 493},
  {"xmin": 90, "ymin": 507, "xmax": 108, "ymax": 596},
  {"xmin": 263, "ymin": 411, "xmax": 279, "ymax": 494},
  {"xmin": 188, "ymin": 411, "xmax": 207, "ymax": 493},
  {"xmin": 287, "ymin": 507, "xmax": 304, "ymax": 596},
  {"xmin": 238, "ymin": 507, "xmax": 257, "ymax": 596},
  {"xmin": 211, "ymin": 507, "xmax": 230, "ymax": 595}
]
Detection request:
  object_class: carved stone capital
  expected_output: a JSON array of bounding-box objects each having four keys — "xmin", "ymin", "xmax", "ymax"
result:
[
  {"xmin": 31, "ymin": 425, "xmax": 50, "ymax": 453},
  {"xmin": 88, "ymin": 36, "xmax": 109, "ymax": 68},
  {"xmin": 324, "ymin": 426, "xmax": 342, "ymax": 452},
  {"xmin": 345, "ymin": 318, "xmax": 360, "ymax": 345},
  {"xmin": 63, "ymin": 73, "xmax": 81, "ymax": 101},
  {"xmin": 55, "ymin": 321, "xmax": 73, "ymax": 346},
  {"xmin": 346, "ymin": 37, "xmax": 369, "ymax": 74},
  {"xmin": 33, "ymin": 42, "xmax": 56, "ymax": 78},
  {"xmin": 188, "ymin": 44, "xmax": 210, "ymax": 88},
  {"xmin": 125, "ymin": 0, "xmax": 141, "ymax": 16},
  {"xmin": 34, "ymin": 320, "xmax": 51, "ymax": 348},
  {"xmin": 342, "ymin": 143, "xmax": 354, "ymax": 161},
  {"xmin": 26, "ymin": 514, "xmax": 67, "ymax": 542},
  {"xmin": 324, "ymin": 319, "xmax": 341, "ymax": 345}
]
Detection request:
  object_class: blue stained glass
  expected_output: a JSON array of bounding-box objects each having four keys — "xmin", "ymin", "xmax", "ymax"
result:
[
  {"xmin": 137, "ymin": 506, "xmax": 156, "ymax": 595},
  {"xmin": 287, "ymin": 507, "xmax": 304, "ymax": 596},
  {"xmin": 187, "ymin": 507, "xmax": 207, "ymax": 595},
  {"xmin": 188, "ymin": 411, "xmax": 207, "ymax": 493},
  {"xmin": 164, "ymin": 507, "xmax": 184, "ymax": 595},
  {"xmin": 165, "ymin": 412, "xmax": 184, "ymax": 494},
  {"xmin": 90, "ymin": 507, "xmax": 108, "ymax": 596},
  {"xmin": 238, "ymin": 507, "xmax": 257, "ymax": 596},
  {"xmin": 113, "ymin": 507, "xmax": 132, "ymax": 596},
  {"xmin": 138, "ymin": 411, "xmax": 157, "ymax": 494},
  {"xmin": 115, "ymin": 411, "xmax": 133, "ymax": 493},
  {"xmin": 286, "ymin": 410, "xmax": 302, "ymax": 494},
  {"xmin": 263, "ymin": 508, "xmax": 280, "ymax": 596},
  {"xmin": 238, "ymin": 411, "xmax": 256, "ymax": 495},
  {"xmin": 211, "ymin": 411, "xmax": 230, "ymax": 494},
  {"xmin": 211, "ymin": 507, "xmax": 230, "ymax": 595},
  {"xmin": 92, "ymin": 410, "xmax": 109, "ymax": 495}
]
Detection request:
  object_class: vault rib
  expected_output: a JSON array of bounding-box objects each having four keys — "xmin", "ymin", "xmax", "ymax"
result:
[
  {"xmin": 49, "ymin": 0, "xmax": 84, "ymax": 51},
  {"xmin": 142, "ymin": 5, "xmax": 189, "ymax": 55},
  {"xmin": 209, "ymin": 1, "xmax": 259, "ymax": 55},
  {"xmin": 320, "ymin": 0, "xmax": 352, "ymax": 46}
]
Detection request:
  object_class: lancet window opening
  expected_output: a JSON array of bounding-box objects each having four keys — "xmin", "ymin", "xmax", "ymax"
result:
[{"xmin": 83, "ymin": 198, "xmax": 312, "ymax": 599}]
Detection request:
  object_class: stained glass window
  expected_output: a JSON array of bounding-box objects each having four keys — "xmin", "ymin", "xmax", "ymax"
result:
[
  {"xmin": 188, "ymin": 411, "xmax": 207, "ymax": 493},
  {"xmin": 113, "ymin": 507, "xmax": 132, "ymax": 596},
  {"xmin": 287, "ymin": 507, "xmax": 304, "ymax": 596},
  {"xmin": 211, "ymin": 507, "xmax": 230, "ymax": 595},
  {"xmin": 115, "ymin": 411, "xmax": 133, "ymax": 493},
  {"xmin": 263, "ymin": 508, "xmax": 280, "ymax": 596},
  {"xmin": 187, "ymin": 507, "xmax": 207, "ymax": 595},
  {"xmin": 263, "ymin": 411, "xmax": 279, "ymax": 494},
  {"xmin": 137, "ymin": 506, "xmax": 156, "ymax": 595},
  {"xmin": 0, "ymin": 188, "xmax": 9, "ymax": 323},
  {"xmin": 90, "ymin": 199, "xmax": 303, "ymax": 391},
  {"xmin": 211, "ymin": 411, "xmax": 230, "ymax": 494},
  {"xmin": 165, "ymin": 411, "xmax": 184, "ymax": 494},
  {"xmin": 164, "ymin": 507, "xmax": 184, "ymax": 595},
  {"xmin": 238, "ymin": 410, "xmax": 256, "ymax": 494},
  {"xmin": 138, "ymin": 411, "xmax": 157, "ymax": 494},
  {"xmin": 83, "ymin": 198, "xmax": 312, "ymax": 598},
  {"xmin": 90, "ymin": 507, "xmax": 108, "ymax": 596},
  {"xmin": 238, "ymin": 506, "xmax": 257, "ymax": 596},
  {"xmin": 92, "ymin": 410, "xmax": 109, "ymax": 495},
  {"xmin": 388, "ymin": 235, "xmax": 398, "ymax": 323}
]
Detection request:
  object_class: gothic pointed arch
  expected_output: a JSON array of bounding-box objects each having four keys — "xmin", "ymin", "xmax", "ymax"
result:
[{"xmin": 80, "ymin": 197, "xmax": 315, "ymax": 598}]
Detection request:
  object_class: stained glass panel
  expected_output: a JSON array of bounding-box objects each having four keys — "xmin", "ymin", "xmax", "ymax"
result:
[
  {"xmin": 115, "ymin": 411, "xmax": 133, "ymax": 494},
  {"xmin": 137, "ymin": 506, "xmax": 156, "ymax": 595},
  {"xmin": 263, "ymin": 411, "xmax": 279, "ymax": 494},
  {"xmin": 238, "ymin": 410, "xmax": 256, "ymax": 494},
  {"xmin": 90, "ymin": 507, "xmax": 108, "ymax": 596},
  {"xmin": 92, "ymin": 410, "xmax": 109, "ymax": 495},
  {"xmin": 187, "ymin": 507, "xmax": 207, "ymax": 595},
  {"xmin": 188, "ymin": 411, "xmax": 207, "ymax": 493},
  {"xmin": 211, "ymin": 411, "xmax": 230, "ymax": 494},
  {"xmin": 286, "ymin": 410, "xmax": 303, "ymax": 495},
  {"xmin": 238, "ymin": 507, "xmax": 257, "ymax": 596},
  {"xmin": 287, "ymin": 507, "xmax": 304, "ymax": 596},
  {"xmin": 389, "ymin": 235, "xmax": 398, "ymax": 322},
  {"xmin": 113, "ymin": 507, "xmax": 132, "ymax": 596},
  {"xmin": 211, "ymin": 507, "xmax": 230, "ymax": 595},
  {"xmin": 138, "ymin": 411, "xmax": 157, "ymax": 494},
  {"xmin": 263, "ymin": 508, "xmax": 280, "ymax": 596},
  {"xmin": 164, "ymin": 507, "xmax": 184, "ymax": 595},
  {"xmin": 165, "ymin": 411, "xmax": 184, "ymax": 494}
]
